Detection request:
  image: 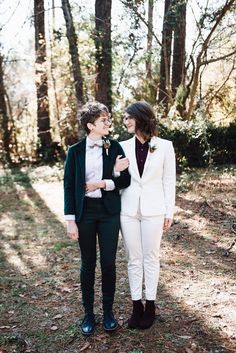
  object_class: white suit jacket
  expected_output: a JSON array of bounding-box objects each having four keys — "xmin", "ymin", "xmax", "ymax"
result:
[{"xmin": 120, "ymin": 136, "xmax": 176, "ymax": 218}]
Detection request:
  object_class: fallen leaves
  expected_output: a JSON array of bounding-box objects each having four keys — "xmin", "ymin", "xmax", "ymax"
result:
[
  {"xmin": 50, "ymin": 325, "xmax": 58, "ymax": 331},
  {"xmin": 185, "ymin": 348, "xmax": 194, "ymax": 353},
  {"xmin": 79, "ymin": 342, "xmax": 90, "ymax": 351},
  {"xmin": 1, "ymin": 166, "xmax": 236, "ymax": 353},
  {"xmin": 52, "ymin": 314, "xmax": 63, "ymax": 320}
]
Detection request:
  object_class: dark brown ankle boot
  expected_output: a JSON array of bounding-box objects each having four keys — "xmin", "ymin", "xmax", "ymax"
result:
[
  {"xmin": 128, "ymin": 300, "xmax": 144, "ymax": 329},
  {"xmin": 139, "ymin": 300, "xmax": 155, "ymax": 329}
]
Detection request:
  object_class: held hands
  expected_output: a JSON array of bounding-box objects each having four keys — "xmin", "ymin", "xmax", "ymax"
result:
[
  {"xmin": 67, "ymin": 220, "xmax": 79, "ymax": 240},
  {"xmin": 114, "ymin": 155, "xmax": 129, "ymax": 172},
  {"xmin": 163, "ymin": 218, "xmax": 172, "ymax": 231}
]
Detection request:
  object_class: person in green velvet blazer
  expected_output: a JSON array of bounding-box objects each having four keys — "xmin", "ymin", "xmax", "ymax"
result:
[{"xmin": 64, "ymin": 101, "xmax": 130, "ymax": 336}]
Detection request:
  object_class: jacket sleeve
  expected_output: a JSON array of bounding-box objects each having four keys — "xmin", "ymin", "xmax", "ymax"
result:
[
  {"xmin": 64, "ymin": 147, "xmax": 76, "ymax": 215},
  {"xmin": 162, "ymin": 141, "xmax": 176, "ymax": 219},
  {"xmin": 112, "ymin": 142, "xmax": 131, "ymax": 190}
]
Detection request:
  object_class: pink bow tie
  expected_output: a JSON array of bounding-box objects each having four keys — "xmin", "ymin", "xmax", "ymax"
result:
[{"xmin": 87, "ymin": 140, "xmax": 103, "ymax": 148}]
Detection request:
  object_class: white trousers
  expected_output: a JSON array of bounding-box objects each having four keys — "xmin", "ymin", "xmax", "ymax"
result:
[{"xmin": 121, "ymin": 211, "xmax": 164, "ymax": 301}]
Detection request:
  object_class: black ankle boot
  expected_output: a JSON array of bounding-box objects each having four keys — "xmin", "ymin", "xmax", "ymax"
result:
[
  {"xmin": 128, "ymin": 300, "xmax": 144, "ymax": 329},
  {"xmin": 80, "ymin": 313, "xmax": 95, "ymax": 336},
  {"xmin": 103, "ymin": 310, "xmax": 118, "ymax": 331},
  {"xmin": 139, "ymin": 300, "xmax": 155, "ymax": 329}
]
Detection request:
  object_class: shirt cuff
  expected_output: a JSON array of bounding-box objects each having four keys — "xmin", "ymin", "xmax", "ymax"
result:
[
  {"xmin": 104, "ymin": 179, "xmax": 115, "ymax": 191},
  {"xmin": 65, "ymin": 215, "xmax": 76, "ymax": 221},
  {"xmin": 165, "ymin": 211, "xmax": 174, "ymax": 219},
  {"xmin": 113, "ymin": 168, "xmax": 121, "ymax": 177}
]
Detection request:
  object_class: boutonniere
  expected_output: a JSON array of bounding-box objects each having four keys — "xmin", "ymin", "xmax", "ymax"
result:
[
  {"xmin": 148, "ymin": 142, "xmax": 157, "ymax": 153},
  {"xmin": 103, "ymin": 139, "xmax": 111, "ymax": 155}
]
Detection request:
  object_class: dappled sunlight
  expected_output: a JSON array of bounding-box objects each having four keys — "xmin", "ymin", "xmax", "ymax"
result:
[
  {"xmin": 1, "ymin": 236, "xmax": 50, "ymax": 274},
  {"xmin": 160, "ymin": 284, "xmax": 236, "ymax": 349},
  {"xmin": 2, "ymin": 242, "xmax": 31, "ymax": 275},
  {"xmin": 160, "ymin": 170, "xmax": 236, "ymax": 347},
  {"xmin": 0, "ymin": 214, "xmax": 18, "ymax": 239},
  {"xmin": 32, "ymin": 181, "xmax": 64, "ymax": 223},
  {"xmin": 1, "ymin": 166, "xmax": 236, "ymax": 352},
  {"xmin": 161, "ymin": 207, "xmax": 236, "ymax": 346},
  {"xmin": 162, "ymin": 260, "xmax": 236, "ymax": 333}
]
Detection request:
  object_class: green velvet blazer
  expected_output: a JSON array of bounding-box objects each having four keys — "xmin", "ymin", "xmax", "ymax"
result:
[{"xmin": 64, "ymin": 138, "xmax": 131, "ymax": 222}]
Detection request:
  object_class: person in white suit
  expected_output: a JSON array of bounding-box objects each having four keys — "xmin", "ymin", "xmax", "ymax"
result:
[{"xmin": 119, "ymin": 101, "xmax": 176, "ymax": 329}]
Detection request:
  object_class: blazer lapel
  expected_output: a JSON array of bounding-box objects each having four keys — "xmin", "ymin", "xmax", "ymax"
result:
[
  {"xmin": 142, "ymin": 136, "xmax": 158, "ymax": 179},
  {"xmin": 128, "ymin": 136, "xmax": 140, "ymax": 180},
  {"xmin": 102, "ymin": 141, "xmax": 110, "ymax": 178},
  {"xmin": 77, "ymin": 138, "xmax": 86, "ymax": 184}
]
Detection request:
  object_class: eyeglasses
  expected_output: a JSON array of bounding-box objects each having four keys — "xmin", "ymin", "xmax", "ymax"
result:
[
  {"xmin": 95, "ymin": 118, "xmax": 112, "ymax": 125},
  {"xmin": 94, "ymin": 117, "xmax": 112, "ymax": 125}
]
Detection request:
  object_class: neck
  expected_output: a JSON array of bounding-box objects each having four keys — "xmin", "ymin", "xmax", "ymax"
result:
[
  {"xmin": 88, "ymin": 132, "xmax": 103, "ymax": 141},
  {"xmin": 135, "ymin": 133, "xmax": 146, "ymax": 144}
]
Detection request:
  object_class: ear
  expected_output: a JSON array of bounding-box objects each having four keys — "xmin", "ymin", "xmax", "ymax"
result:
[{"xmin": 87, "ymin": 122, "xmax": 94, "ymax": 132}]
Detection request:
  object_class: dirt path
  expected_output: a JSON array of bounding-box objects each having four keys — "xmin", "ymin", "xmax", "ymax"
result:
[{"xmin": 0, "ymin": 166, "xmax": 236, "ymax": 353}]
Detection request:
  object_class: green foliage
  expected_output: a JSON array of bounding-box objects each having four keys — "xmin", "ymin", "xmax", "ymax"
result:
[
  {"xmin": 158, "ymin": 117, "xmax": 236, "ymax": 170},
  {"xmin": 111, "ymin": 110, "xmax": 236, "ymax": 170}
]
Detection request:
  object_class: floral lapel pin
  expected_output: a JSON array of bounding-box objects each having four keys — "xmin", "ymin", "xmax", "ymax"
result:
[
  {"xmin": 148, "ymin": 142, "xmax": 157, "ymax": 153},
  {"xmin": 103, "ymin": 138, "xmax": 111, "ymax": 156}
]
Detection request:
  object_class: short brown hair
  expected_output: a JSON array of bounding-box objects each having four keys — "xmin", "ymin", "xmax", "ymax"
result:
[
  {"xmin": 125, "ymin": 100, "xmax": 158, "ymax": 140},
  {"xmin": 78, "ymin": 101, "xmax": 109, "ymax": 134}
]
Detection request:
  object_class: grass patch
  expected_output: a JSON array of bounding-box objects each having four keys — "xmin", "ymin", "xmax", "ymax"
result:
[{"xmin": 52, "ymin": 241, "xmax": 75, "ymax": 252}]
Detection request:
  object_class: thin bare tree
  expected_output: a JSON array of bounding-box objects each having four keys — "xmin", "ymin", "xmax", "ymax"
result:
[
  {"xmin": 94, "ymin": 0, "xmax": 112, "ymax": 110},
  {"xmin": 146, "ymin": 0, "xmax": 154, "ymax": 79},
  {"xmin": 34, "ymin": 0, "xmax": 52, "ymax": 155},
  {"xmin": 0, "ymin": 53, "xmax": 11, "ymax": 163},
  {"xmin": 171, "ymin": 0, "xmax": 186, "ymax": 96},
  {"xmin": 158, "ymin": 0, "xmax": 173, "ymax": 108},
  {"xmin": 61, "ymin": 0, "xmax": 84, "ymax": 107}
]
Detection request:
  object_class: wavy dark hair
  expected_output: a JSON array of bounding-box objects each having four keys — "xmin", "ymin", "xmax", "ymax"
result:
[
  {"xmin": 125, "ymin": 101, "xmax": 158, "ymax": 140},
  {"xmin": 78, "ymin": 101, "xmax": 109, "ymax": 134}
]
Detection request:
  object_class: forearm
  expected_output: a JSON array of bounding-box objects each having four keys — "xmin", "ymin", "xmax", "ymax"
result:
[
  {"xmin": 85, "ymin": 180, "xmax": 115, "ymax": 192},
  {"xmin": 113, "ymin": 169, "xmax": 131, "ymax": 189}
]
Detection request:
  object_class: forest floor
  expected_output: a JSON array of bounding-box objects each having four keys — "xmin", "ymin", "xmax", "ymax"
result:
[{"xmin": 0, "ymin": 164, "xmax": 236, "ymax": 353}]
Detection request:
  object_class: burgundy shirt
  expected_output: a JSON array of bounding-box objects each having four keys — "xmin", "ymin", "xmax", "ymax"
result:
[{"xmin": 135, "ymin": 137, "xmax": 149, "ymax": 177}]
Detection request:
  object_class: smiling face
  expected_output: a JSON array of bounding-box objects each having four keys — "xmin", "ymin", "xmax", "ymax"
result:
[
  {"xmin": 123, "ymin": 114, "xmax": 136, "ymax": 134},
  {"xmin": 87, "ymin": 113, "xmax": 112, "ymax": 138}
]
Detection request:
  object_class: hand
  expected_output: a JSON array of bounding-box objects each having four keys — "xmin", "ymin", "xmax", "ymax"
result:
[
  {"xmin": 163, "ymin": 218, "xmax": 172, "ymax": 231},
  {"xmin": 114, "ymin": 155, "xmax": 129, "ymax": 172},
  {"xmin": 67, "ymin": 220, "xmax": 79, "ymax": 240},
  {"xmin": 85, "ymin": 181, "xmax": 105, "ymax": 193}
]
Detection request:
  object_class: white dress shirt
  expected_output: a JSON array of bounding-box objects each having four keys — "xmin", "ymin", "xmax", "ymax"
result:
[{"xmin": 65, "ymin": 137, "xmax": 115, "ymax": 221}]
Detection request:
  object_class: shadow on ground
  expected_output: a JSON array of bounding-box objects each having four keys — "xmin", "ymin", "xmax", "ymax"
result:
[{"xmin": 0, "ymin": 167, "xmax": 235, "ymax": 353}]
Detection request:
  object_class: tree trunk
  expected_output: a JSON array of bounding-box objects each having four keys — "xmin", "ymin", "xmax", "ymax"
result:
[
  {"xmin": 94, "ymin": 0, "xmax": 112, "ymax": 111},
  {"xmin": 172, "ymin": 0, "xmax": 186, "ymax": 96},
  {"xmin": 158, "ymin": 0, "xmax": 173, "ymax": 108},
  {"xmin": 146, "ymin": 0, "xmax": 154, "ymax": 79},
  {"xmin": 34, "ymin": 0, "xmax": 52, "ymax": 153},
  {"xmin": 0, "ymin": 54, "xmax": 11, "ymax": 163},
  {"xmin": 61, "ymin": 0, "xmax": 84, "ymax": 107},
  {"xmin": 187, "ymin": 56, "xmax": 201, "ymax": 119}
]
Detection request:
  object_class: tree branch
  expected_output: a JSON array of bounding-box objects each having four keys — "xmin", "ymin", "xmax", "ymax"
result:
[
  {"xmin": 204, "ymin": 60, "xmax": 235, "ymax": 113},
  {"xmin": 119, "ymin": 0, "xmax": 162, "ymax": 47},
  {"xmin": 201, "ymin": 0, "xmax": 236, "ymax": 55},
  {"xmin": 200, "ymin": 48, "xmax": 236, "ymax": 66}
]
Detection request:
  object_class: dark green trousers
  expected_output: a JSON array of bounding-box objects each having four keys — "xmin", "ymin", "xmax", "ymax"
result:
[{"xmin": 77, "ymin": 197, "xmax": 120, "ymax": 314}]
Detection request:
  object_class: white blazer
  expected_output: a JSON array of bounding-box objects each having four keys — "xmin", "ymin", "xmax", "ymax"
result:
[{"xmin": 120, "ymin": 136, "xmax": 176, "ymax": 218}]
